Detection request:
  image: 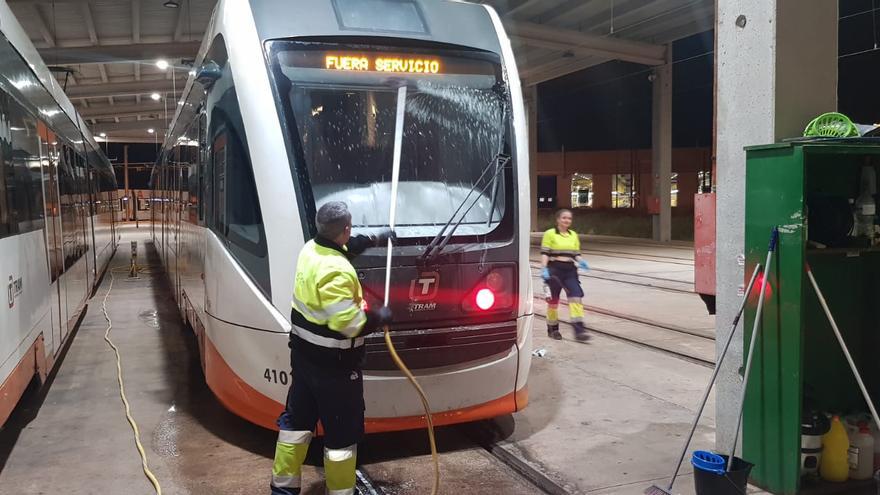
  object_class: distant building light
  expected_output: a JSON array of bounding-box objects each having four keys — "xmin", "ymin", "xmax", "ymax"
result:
[
  {"xmin": 156, "ymin": 59, "xmax": 170, "ymax": 70},
  {"xmin": 150, "ymin": 92, "xmax": 161, "ymax": 101}
]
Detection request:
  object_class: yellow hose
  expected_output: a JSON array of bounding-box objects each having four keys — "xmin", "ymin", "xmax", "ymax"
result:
[
  {"xmin": 102, "ymin": 265, "xmax": 162, "ymax": 494},
  {"xmin": 384, "ymin": 326, "xmax": 439, "ymax": 495}
]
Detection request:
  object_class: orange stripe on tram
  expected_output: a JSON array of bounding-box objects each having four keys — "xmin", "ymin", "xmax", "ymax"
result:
[{"xmin": 203, "ymin": 335, "xmax": 524, "ymax": 433}]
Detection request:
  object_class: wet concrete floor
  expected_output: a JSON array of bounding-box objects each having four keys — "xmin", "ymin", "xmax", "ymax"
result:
[{"xmin": 0, "ymin": 228, "xmax": 770, "ymax": 494}]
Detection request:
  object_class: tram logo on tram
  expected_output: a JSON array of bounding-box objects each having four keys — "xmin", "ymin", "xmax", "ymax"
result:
[
  {"xmin": 7, "ymin": 275, "xmax": 22, "ymax": 309},
  {"xmin": 409, "ymin": 272, "xmax": 440, "ymax": 302}
]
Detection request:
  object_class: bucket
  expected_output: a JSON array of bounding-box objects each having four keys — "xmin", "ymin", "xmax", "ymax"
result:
[{"xmin": 692, "ymin": 454, "xmax": 754, "ymax": 495}]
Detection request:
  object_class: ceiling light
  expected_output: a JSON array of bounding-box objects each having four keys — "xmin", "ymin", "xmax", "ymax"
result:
[
  {"xmin": 147, "ymin": 128, "xmax": 155, "ymax": 134},
  {"xmin": 156, "ymin": 59, "xmax": 170, "ymax": 70},
  {"xmin": 99, "ymin": 132, "xmax": 106, "ymax": 137},
  {"xmin": 150, "ymin": 92, "xmax": 161, "ymax": 101},
  {"xmin": 163, "ymin": 1, "xmax": 180, "ymax": 8}
]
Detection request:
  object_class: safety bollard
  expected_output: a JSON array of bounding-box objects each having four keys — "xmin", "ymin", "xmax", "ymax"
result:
[{"xmin": 130, "ymin": 241, "xmax": 138, "ymax": 278}]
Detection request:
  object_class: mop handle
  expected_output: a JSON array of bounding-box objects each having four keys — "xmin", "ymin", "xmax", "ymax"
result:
[
  {"xmin": 727, "ymin": 227, "xmax": 778, "ymax": 471},
  {"xmin": 384, "ymin": 86, "xmax": 406, "ymax": 306},
  {"xmin": 665, "ymin": 263, "xmax": 762, "ymax": 489},
  {"xmin": 807, "ymin": 265, "xmax": 880, "ymax": 433}
]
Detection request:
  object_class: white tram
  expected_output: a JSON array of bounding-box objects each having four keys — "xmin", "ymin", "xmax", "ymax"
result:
[
  {"xmin": 0, "ymin": 0, "xmax": 119, "ymax": 427},
  {"xmin": 152, "ymin": 0, "xmax": 532, "ymax": 432}
]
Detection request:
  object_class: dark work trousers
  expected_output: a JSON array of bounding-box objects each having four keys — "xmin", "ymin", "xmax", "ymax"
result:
[{"xmin": 277, "ymin": 350, "xmax": 366, "ymax": 450}]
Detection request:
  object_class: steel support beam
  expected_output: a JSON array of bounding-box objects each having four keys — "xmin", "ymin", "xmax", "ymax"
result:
[
  {"xmin": 521, "ymin": 55, "xmax": 603, "ymax": 87},
  {"xmin": 91, "ymin": 120, "xmax": 164, "ymax": 134},
  {"xmin": 79, "ymin": 103, "xmax": 167, "ymax": 119},
  {"xmin": 132, "ymin": 0, "xmax": 141, "ymax": 44},
  {"xmin": 65, "ymin": 79, "xmax": 177, "ymax": 98},
  {"xmin": 27, "ymin": 4, "xmax": 55, "ymax": 47},
  {"xmin": 8, "ymin": 0, "xmax": 92, "ymax": 3},
  {"xmin": 37, "ymin": 41, "xmax": 200, "ymax": 65},
  {"xmin": 506, "ymin": 21, "xmax": 666, "ymax": 66},
  {"xmin": 81, "ymin": 2, "xmax": 98, "ymax": 45}
]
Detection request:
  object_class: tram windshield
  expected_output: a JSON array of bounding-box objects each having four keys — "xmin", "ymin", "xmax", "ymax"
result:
[{"xmin": 269, "ymin": 42, "xmax": 513, "ymax": 240}]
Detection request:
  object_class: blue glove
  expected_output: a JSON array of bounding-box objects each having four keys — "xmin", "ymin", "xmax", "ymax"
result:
[
  {"xmin": 541, "ymin": 267, "xmax": 551, "ymax": 281},
  {"xmin": 578, "ymin": 260, "xmax": 590, "ymax": 271}
]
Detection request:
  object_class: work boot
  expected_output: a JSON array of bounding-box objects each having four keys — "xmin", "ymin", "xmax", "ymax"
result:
[
  {"xmin": 573, "ymin": 322, "xmax": 590, "ymax": 342},
  {"xmin": 547, "ymin": 324, "xmax": 562, "ymax": 340}
]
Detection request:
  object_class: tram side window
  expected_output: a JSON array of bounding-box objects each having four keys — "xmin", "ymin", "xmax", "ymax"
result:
[
  {"xmin": 200, "ymin": 33, "xmax": 269, "ymax": 297},
  {"xmin": 58, "ymin": 150, "xmax": 80, "ymax": 269},
  {"xmin": 74, "ymin": 151, "xmax": 90, "ymax": 252},
  {"xmin": 198, "ymin": 111, "xmax": 206, "ymax": 222},
  {"xmin": 8, "ymin": 98, "xmax": 44, "ymax": 233},
  {"xmin": 210, "ymin": 114, "xmax": 269, "ymax": 296}
]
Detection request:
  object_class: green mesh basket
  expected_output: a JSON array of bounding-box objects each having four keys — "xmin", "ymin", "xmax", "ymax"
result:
[{"xmin": 803, "ymin": 112, "xmax": 860, "ymax": 138}]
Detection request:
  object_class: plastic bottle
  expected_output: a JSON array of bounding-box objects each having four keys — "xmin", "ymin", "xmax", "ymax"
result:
[
  {"xmin": 855, "ymin": 166, "xmax": 877, "ymax": 241},
  {"xmin": 821, "ymin": 415, "xmax": 850, "ymax": 482},
  {"xmin": 850, "ymin": 423, "xmax": 875, "ymax": 480}
]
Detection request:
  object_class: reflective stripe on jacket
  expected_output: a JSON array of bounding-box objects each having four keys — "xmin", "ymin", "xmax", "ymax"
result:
[
  {"xmin": 540, "ymin": 228, "xmax": 581, "ymax": 258},
  {"xmin": 289, "ymin": 236, "xmax": 369, "ymax": 369}
]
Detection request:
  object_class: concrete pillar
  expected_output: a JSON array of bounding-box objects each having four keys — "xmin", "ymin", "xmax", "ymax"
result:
[
  {"xmin": 652, "ymin": 47, "xmax": 673, "ymax": 242},
  {"xmin": 593, "ymin": 174, "xmax": 613, "ymax": 209},
  {"xmin": 715, "ymin": 0, "xmax": 837, "ymax": 455},
  {"xmin": 557, "ymin": 174, "xmax": 571, "ymax": 209},
  {"xmin": 526, "ymin": 85, "xmax": 538, "ymax": 231}
]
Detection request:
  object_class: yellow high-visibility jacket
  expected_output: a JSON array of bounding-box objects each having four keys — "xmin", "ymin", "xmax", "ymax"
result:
[
  {"xmin": 541, "ymin": 228, "xmax": 580, "ymax": 260},
  {"xmin": 289, "ymin": 236, "xmax": 372, "ymax": 368}
]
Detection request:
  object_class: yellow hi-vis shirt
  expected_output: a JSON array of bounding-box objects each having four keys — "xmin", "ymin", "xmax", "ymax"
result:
[{"xmin": 540, "ymin": 228, "xmax": 581, "ymax": 260}]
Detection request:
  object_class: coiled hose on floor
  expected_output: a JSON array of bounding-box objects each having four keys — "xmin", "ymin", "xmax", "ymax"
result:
[{"xmin": 102, "ymin": 264, "xmax": 162, "ymax": 494}]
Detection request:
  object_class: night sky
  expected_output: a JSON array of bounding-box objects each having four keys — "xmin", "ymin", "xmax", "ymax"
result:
[
  {"xmin": 538, "ymin": 0, "xmax": 880, "ymax": 152},
  {"xmin": 106, "ymin": 142, "xmax": 159, "ymax": 190}
]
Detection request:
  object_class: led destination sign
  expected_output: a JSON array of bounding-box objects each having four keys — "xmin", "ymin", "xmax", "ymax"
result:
[
  {"xmin": 275, "ymin": 46, "xmax": 498, "ymax": 78},
  {"xmin": 325, "ymin": 55, "xmax": 441, "ymax": 74}
]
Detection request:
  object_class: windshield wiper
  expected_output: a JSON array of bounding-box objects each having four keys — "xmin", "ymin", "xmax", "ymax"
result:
[{"xmin": 420, "ymin": 152, "xmax": 511, "ymax": 264}]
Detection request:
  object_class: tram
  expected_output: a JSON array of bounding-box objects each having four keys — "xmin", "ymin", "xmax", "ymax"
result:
[
  {"xmin": 0, "ymin": 0, "xmax": 119, "ymax": 427},
  {"xmin": 151, "ymin": 0, "xmax": 532, "ymax": 432}
]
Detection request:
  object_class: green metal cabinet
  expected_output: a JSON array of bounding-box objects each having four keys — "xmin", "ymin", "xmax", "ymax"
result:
[{"xmin": 744, "ymin": 141, "xmax": 880, "ymax": 494}]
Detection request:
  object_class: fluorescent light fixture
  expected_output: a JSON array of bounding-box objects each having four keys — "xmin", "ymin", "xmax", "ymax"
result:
[
  {"xmin": 156, "ymin": 59, "xmax": 170, "ymax": 70},
  {"xmin": 150, "ymin": 92, "xmax": 162, "ymax": 101},
  {"xmin": 99, "ymin": 132, "xmax": 107, "ymax": 137},
  {"xmin": 147, "ymin": 128, "xmax": 155, "ymax": 134}
]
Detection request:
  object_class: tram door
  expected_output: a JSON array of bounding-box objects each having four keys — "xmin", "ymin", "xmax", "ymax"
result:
[{"xmin": 39, "ymin": 127, "xmax": 64, "ymax": 354}]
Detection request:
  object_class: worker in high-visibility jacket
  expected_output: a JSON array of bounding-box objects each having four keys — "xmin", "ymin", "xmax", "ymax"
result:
[
  {"xmin": 270, "ymin": 201, "xmax": 394, "ymax": 495},
  {"xmin": 540, "ymin": 208, "xmax": 590, "ymax": 342}
]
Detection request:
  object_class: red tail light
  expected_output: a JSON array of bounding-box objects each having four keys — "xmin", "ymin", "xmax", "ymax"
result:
[
  {"xmin": 462, "ymin": 267, "xmax": 515, "ymax": 313},
  {"xmin": 475, "ymin": 288, "xmax": 495, "ymax": 311}
]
